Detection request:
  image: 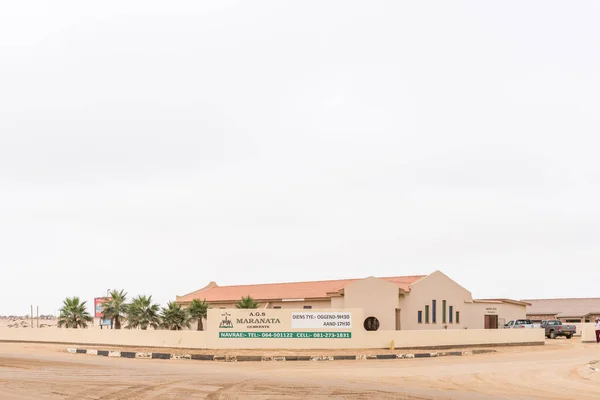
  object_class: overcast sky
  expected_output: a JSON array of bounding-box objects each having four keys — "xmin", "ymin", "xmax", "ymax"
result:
[{"xmin": 1, "ymin": 1, "xmax": 599, "ymax": 315}]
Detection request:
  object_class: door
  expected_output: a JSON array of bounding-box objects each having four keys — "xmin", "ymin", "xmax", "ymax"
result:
[
  {"xmin": 484, "ymin": 315, "xmax": 498, "ymax": 329},
  {"xmin": 395, "ymin": 308, "xmax": 401, "ymax": 330}
]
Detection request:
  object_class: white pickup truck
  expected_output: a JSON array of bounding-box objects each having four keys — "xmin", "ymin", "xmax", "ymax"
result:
[{"xmin": 503, "ymin": 319, "xmax": 540, "ymax": 329}]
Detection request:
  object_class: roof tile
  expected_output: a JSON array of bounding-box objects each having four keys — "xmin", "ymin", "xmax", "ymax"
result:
[
  {"xmin": 177, "ymin": 275, "xmax": 425, "ymax": 303},
  {"xmin": 523, "ymin": 298, "xmax": 600, "ymax": 318}
]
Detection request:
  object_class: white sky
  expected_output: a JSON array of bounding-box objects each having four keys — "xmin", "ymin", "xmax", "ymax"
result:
[{"xmin": 1, "ymin": 1, "xmax": 599, "ymax": 315}]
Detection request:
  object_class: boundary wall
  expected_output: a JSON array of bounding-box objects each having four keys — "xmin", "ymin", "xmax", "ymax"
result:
[
  {"xmin": 0, "ymin": 308, "xmax": 545, "ymax": 349},
  {"xmin": 0, "ymin": 327, "xmax": 544, "ymax": 350}
]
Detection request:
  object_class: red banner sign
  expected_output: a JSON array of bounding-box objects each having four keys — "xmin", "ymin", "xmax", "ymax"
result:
[{"xmin": 94, "ymin": 297, "xmax": 108, "ymax": 318}]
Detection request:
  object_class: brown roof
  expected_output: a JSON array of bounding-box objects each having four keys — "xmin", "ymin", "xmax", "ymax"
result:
[
  {"xmin": 176, "ymin": 275, "xmax": 426, "ymax": 303},
  {"xmin": 522, "ymin": 298, "xmax": 600, "ymax": 318},
  {"xmin": 475, "ymin": 298, "xmax": 531, "ymax": 306}
]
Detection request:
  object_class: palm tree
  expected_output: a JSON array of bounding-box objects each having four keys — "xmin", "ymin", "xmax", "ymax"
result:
[
  {"xmin": 236, "ymin": 295, "xmax": 259, "ymax": 309},
  {"xmin": 101, "ymin": 289, "xmax": 128, "ymax": 329},
  {"xmin": 126, "ymin": 295, "xmax": 160, "ymax": 330},
  {"xmin": 188, "ymin": 299, "xmax": 209, "ymax": 331},
  {"xmin": 161, "ymin": 301, "xmax": 191, "ymax": 330},
  {"xmin": 58, "ymin": 297, "xmax": 93, "ymax": 329}
]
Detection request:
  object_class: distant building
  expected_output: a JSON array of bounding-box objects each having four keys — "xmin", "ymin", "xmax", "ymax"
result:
[
  {"xmin": 523, "ymin": 298, "xmax": 600, "ymax": 323},
  {"xmin": 176, "ymin": 271, "xmax": 528, "ymax": 330}
]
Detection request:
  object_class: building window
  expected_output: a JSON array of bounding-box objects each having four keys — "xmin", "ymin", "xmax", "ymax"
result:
[
  {"xmin": 425, "ymin": 305, "xmax": 430, "ymax": 323},
  {"xmin": 456, "ymin": 311, "xmax": 460, "ymax": 324},
  {"xmin": 364, "ymin": 317, "xmax": 380, "ymax": 331},
  {"xmin": 565, "ymin": 319, "xmax": 581, "ymax": 323},
  {"xmin": 432, "ymin": 300, "xmax": 437, "ymax": 323},
  {"xmin": 442, "ymin": 300, "xmax": 447, "ymax": 323},
  {"xmin": 418, "ymin": 311, "xmax": 423, "ymax": 323},
  {"xmin": 449, "ymin": 306, "xmax": 453, "ymax": 323},
  {"xmin": 303, "ymin": 305, "xmax": 312, "ymax": 309},
  {"xmin": 273, "ymin": 306, "xmax": 281, "ymax": 309}
]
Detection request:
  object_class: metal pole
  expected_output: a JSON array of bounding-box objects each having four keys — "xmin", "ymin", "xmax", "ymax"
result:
[{"xmin": 30, "ymin": 305, "xmax": 33, "ymax": 328}]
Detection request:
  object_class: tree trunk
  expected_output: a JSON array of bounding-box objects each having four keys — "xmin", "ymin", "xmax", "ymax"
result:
[
  {"xmin": 197, "ymin": 318, "xmax": 204, "ymax": 331},
  {"xmin": 114, "ymin": 316, "xmax": 121, "ymax": 329}
]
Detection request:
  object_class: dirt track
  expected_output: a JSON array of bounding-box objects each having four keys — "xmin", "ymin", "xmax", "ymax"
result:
[{"xmin": 1, "ymin": 340, "xmax": 600, "ymax": 399}]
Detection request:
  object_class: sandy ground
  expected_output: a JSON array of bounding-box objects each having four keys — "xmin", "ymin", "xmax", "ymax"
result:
[
  {"xmin": 0, "ymin": 318, "xmax": 57, "ymax": 329},
  {"xmin": 1, "ymin": 339, "xmax": 600, "ymax": 399}
]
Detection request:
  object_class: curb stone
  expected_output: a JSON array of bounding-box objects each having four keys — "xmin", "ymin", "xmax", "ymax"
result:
[{"xmin": 66, "ymin": 348, "xmax": 496, "ymax": 362}]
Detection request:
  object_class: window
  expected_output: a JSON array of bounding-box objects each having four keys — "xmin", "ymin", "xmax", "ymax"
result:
[
  {"xmin": 273, "ymin": 306, "xmax": 281, "ymax": 309},
  {"xmin": 456, "ymin": 311, "xmax": 460, "ymax": 324},
  {"xmin": 303, "ymin": 305, "xmax": 312, "ymax": 309},
  {"xmin": 432, "ymin": 300, "xmax": 437, "ymax": 323},
  {"xmin": 442, "ymin": 300, "xmax": 447, "ymax": 323},
  {"xmin": 565, "ymin": 319, "xmax": 580, "ymax": 323},
  {"xmin": 364, "ymin": 317, "xmax": 380, "ymax": 331},
  {"xmin": 418, "ymin": 311, "xmax": 423, "ymax": 323},
  {"xmin": 425, "ymin": 305, "xmax": 430, "ymax": 323}
]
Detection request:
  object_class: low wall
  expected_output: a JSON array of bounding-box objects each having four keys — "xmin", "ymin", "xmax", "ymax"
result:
[
  {"xmin": 0, "ymin": 328, "xmax": 209, "ymax": 349},
  {"xmin": 366, "ymin": 328, "xmax": 544, "ymax": 349},
  {"xmin": 581, "ymin": 323, "xmax": 597, "ymax": 343},
  {"xmin": 0, "ymin": 327, "xmax": 544, "ymax": 350}
]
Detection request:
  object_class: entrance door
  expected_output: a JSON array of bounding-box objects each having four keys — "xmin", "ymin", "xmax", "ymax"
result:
[
  {"xmin": 395, "ymin": 309, "xmax": 401, "ymax": 330},
  {"xmin": 484, "ymin": 315, "xmax": 498, "ymax": 329}
]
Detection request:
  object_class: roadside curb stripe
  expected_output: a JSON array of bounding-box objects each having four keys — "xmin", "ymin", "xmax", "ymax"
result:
[{"xmin": 66, "ymin": 348, "xmax": 496, "ymax": 362}]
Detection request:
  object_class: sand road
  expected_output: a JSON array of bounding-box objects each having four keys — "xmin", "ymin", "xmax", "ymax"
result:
[{"xmin": 1, "ymin": 341, "xmax": 599, "ymax": 399}]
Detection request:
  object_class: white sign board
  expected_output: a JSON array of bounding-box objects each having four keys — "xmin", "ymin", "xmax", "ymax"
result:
[{"xmin": 291, "ymin": 312, "xmax": 352, "ymax": 329}]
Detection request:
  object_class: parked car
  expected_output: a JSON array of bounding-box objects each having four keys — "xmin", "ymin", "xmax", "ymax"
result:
[
  {"xmin": 540, "ymin": 320, "xmax": 576, "ymax": 339},
  {"xmin": 503, "ymin": 319, "xmax": 539, "ymax": 329}
]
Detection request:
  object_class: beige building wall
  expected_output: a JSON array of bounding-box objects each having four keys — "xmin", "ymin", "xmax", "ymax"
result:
[
  {"xmin": 466, "ymin": 302, "xmax": 526, "ymax": 329},
  {"xmin": 341, "ymin": 277, "xmax": 401, "ymax": 331},
  {"xmin": 266, "ymin": 300, "xmax": 331, "ymax": 309},
  {"xmin": 330, "ymin": 296, "xmax": 344, "ymax": 308},
  {"xmin": 399, "ymin": 271, "xmax": 472, "ymax": 330}
]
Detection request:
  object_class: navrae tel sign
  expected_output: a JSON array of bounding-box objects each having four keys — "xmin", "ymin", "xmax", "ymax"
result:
[{"xmin": 210, "ymin": 309, "xmax": 353, "ymax": 339}]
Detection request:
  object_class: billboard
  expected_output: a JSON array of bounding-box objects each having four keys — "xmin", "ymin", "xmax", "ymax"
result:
[
  {"xmin": 212, "ymin": 309, "xmax": 355, "ymax": 339},
  {"xmin": 94, "ymin": 297, "xmax": 108, "ymax": 318}
]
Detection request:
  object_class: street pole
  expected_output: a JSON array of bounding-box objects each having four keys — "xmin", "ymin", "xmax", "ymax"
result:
[
  {"xmin": 36, "ymin": 306, "xmax": 39, "ymax": 328},
  {"xmin": 30, "ymin": 305, "xmax": 33, "ymax": 328}
]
